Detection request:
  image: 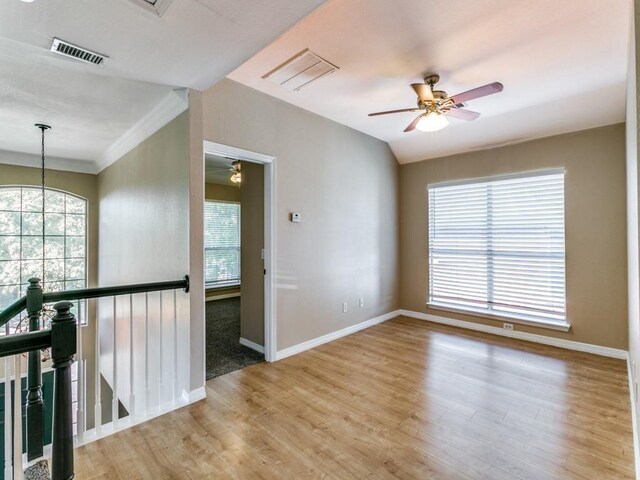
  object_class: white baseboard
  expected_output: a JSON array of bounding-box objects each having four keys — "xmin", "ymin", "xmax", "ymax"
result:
[
  {"xmin": 400, "ymin": 309, "xmax": 628, "ymax": 359},
  {"xmin": 76, "ymin": 391, "xmax": 203, "ymax": 448},
  {"xmin": 240, "ymin": 337, "xmax": 264, "ymax": 354},
  {"xmin": 275, "ymin": 310, "xmax": 401, "ymax": 361},
  {"xmin": 627, "ymin": 355, "xmax": 640, "ymax": 480},
  {"xmin": 181, "ymin": 386, "xmax": 207, "ymax": 404}
]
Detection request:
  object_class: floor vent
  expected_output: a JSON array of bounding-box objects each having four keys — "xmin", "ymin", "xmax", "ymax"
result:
[
  {"xmin": 50, "ymin": 38, "xmax": 108, "ymax": 65},
  {"xmin": 263, "ymin": 49, "xmax": 338, "ymax": 92}
]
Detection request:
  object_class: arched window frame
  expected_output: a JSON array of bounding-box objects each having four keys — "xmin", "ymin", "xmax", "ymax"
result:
[{"xmin": 0, "ymin": 185, "xmax": 88, "ymax": 331}]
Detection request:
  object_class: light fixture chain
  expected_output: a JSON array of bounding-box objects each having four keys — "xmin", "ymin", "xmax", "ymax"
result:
[
  {"xmin": 35, "ymin": 123, "xmax": 51, "ymax": 290},
  {"xmin": 41, "ymin": 127, "xmax": 45, "ymax": 289}
]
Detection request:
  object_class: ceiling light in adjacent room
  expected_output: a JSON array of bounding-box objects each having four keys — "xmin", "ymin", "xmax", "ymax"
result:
[
  {"xmin": 416, "ymin": 112, "xmax": 449, "ymax": 133},
  {"xmin": 230, "ymin": 161, "xmax": 242, "ymax": 184}
]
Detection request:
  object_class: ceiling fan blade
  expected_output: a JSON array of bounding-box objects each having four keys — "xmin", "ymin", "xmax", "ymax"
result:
[
  {"xmin": 449, "ymin": 82, "xmax": 503, "ymax": 105},
  {"xmin": 411, "ymin": 83, "xmax": 434, "ymax": 102},
  {"xmin": 404, "ymin": 115, "xmax": 423, "ymax": 132},
  {"xmin": 444, "ymin": 108, "xmax": 481, "ymax": 121},
  {"xmin": 368, "ymin": 108, "xmax": 421, "ymax": 117}
]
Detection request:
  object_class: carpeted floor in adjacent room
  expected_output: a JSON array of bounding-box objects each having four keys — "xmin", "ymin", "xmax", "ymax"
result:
[{"xmin": 206, "ymin": 297, "xmax": 264, "ymax": 379}]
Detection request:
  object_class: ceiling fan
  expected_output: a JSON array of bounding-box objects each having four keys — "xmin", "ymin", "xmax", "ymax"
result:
[
  {"xmin": 368, "ymin": 74, "xmax": 503, "ymax": 133},
  {"xmin": 207, "ymin": 159, "xmax": 242, "ymax": 184}
]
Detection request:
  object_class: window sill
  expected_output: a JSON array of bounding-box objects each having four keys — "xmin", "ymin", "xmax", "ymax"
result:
[
  {"xmin": 426, "ymin": 303, "xmax": 571, "ymax": 332},
  {"xmin": 205, "ymin": 283, "xmax": 240, "ymax": 291}
]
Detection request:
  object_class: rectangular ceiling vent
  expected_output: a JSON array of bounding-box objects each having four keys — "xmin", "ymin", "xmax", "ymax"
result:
[
  {"xmin": 128, "ymin": 0, "xmax": 175, "ymax": 17},
  {"xmin": 50, "ymin": 38, "xmax": 108, "ymax": 66},
  {"xmin": 263, "ymin": 49, "xmax": 338, "ymax": 92}
]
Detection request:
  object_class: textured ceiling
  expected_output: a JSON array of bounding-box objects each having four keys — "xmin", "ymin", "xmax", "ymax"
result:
[
  {"xmin": 228, "ymin": 0, "xmax": 629, "ymax": 163},
  {"xmin": 0, "ymin": 0, "xmax": 326, "ymax": 167},
  {"xmin": 205, "ymin": 153, "xmax": 236, "ymax": 186}
]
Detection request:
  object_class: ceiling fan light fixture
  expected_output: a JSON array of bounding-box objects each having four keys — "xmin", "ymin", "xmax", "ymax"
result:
[
  {"xmin": 230, "ymin": 160, "xmax": 242, "ymax": 184},
  {"xmin": 416, "ymin": 111, "xmax": 449, "ymax": 133}
]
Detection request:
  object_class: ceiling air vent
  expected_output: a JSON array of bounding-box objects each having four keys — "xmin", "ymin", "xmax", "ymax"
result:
[
  {"xmin": 263, "ymin": 49, "xmax": 338, "ymax": 92},
  {"xmin": 128, "ymin": 0, "xmax": 175, "ymax": 16},
  {"xmin": 50, "ymin": 38, "xmax": 108, "ymax": 65}
]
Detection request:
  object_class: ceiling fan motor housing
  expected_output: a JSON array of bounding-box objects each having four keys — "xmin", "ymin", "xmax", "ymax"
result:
[{"xmin": 424, "ymin": 74, "xmax": 440, "ymax": 87}]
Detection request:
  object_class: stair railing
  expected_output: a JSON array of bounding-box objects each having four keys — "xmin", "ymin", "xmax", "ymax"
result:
[{"xmin": 0, "ymin": 275, "xmax": 189, "ymax": 480}]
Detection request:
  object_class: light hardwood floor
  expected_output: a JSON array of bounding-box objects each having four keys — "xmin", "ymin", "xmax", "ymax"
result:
[{"xmin": 75, "ymin": 316, "xmax": 635, "ymax": 479}]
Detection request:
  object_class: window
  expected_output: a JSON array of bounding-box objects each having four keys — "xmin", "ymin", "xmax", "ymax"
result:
[
  {"xmin": 0, "ymin": 186, "xmax": 87, "ymax": 332},
  {"xmin": 204, "ymin": 201, "xmax": 240, "ymax": 287},
  {"xmin": 428, "ymin": 170, "xmax": 566, "ymax": 326}
]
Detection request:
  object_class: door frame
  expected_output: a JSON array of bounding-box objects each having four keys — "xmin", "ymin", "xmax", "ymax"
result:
[{"xmin": 202, "ymin": 141, "xmax": 277, "ymax": 362}]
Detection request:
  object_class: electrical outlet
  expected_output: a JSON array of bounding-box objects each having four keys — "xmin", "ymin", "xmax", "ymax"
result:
[
  {"xmin": 503, "ymin": 323, "xmax": 513, "ymax": 331},
  {"xmin": 342, "ymin": 302, "xmax": 348, "ymax": 313},
  {"xmin": 359, "ymin": 298, "xmax": 364, "ymax": 308}
]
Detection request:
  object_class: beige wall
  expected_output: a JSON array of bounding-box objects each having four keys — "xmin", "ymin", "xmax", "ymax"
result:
[
  {"xmin": 188, "ymin": 90, "xmax": 205, "ymax": 393},
  {"xmin": 97, "ymin": 111, "xmax": 192, "ymax": 409},
  {"xmin": 240, "ymin": 162, "xmax": 264, "ymax": 345},
  {"xmin": 205, "ymin": 183, "xmax": 240, "ymax": 203},
  {"xmin": 400, "ymin": 123, "xmax": 628, "ymax": 349},
  {"xmin": 202, "ymin": 79, "xmax": 400, "ymax": 351},
  {"xmin": 627, "ymin": 0, "xmax": 640, "ymax": 449}
]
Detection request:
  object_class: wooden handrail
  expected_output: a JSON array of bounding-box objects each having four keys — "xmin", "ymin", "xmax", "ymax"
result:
[
  {"xmin": 0, "ymin": 297, "xmax": 26, "ymax": 327},
  {"xmin": 0, "ymin": 301, "xmax": 74, "ymax": 480},
  {"xmin": 43, "ymin": 275, "xmax": 189, "ymax": 303},
  {"xmin": 0, "ymin": 274, "xmax": 189, "ymax": 478},
  {"xmin": 0, "ymin": 275, "xmax": 189, "ymax": 328},
  {"xmin": 0, "ymin": 330, "xmax": 51, "ymax": 358}
]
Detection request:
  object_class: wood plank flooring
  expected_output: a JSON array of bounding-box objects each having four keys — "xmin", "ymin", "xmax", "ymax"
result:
[{"xmin": 74, "ymin": 316, "xmax": 635, "ymax": 479}]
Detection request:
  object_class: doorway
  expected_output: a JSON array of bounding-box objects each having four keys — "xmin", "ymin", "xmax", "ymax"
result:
[{"xmin": 202, "ymin": 141, "xmax": 275, "ymax": 379}]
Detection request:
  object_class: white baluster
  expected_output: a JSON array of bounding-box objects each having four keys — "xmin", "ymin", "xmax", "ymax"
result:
[
  {"xmin": 159, "ymin": 292, "xmax": 164, "ymax": 408},
  {"xmin": 13, "ymin": 355, "xmax": 23, "ymax": 480},
  {"xmin": 172, "ymin": 290, "xmax": 177, "ymax": 405},
  {"xmin": 82, "ymin": 358, "xmax": 87, "ymax": 438},
  {"xmin": 4, "ymin": 351, "xmax": 13, "ymax": 480},
  {"xmin": 144, "ymin": 293, "xmax": 150, "ymax": 415},
  {"xmin": 128, "ymin": 295, "xmax": 135, "ymax": 420},
  {"xmin": 94, "ymin": 300, "xmax": 102, "ymax": 434},
  {"xmin": 76, "ymin": 300, "xmax": 84, "ymax": 441},
  {"xmin": 112, "ymin": 297, "xmax": 118, "ymax": 427}
]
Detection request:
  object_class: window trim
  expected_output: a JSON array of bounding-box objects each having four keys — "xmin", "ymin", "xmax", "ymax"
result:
[
  {"xmin": 204, "ymin": 199, "xmax": 241, "ymax": 289},
  {"xmin": 427, "ymin": 169, "xmax": 567, "ymax": 329},
  {"xmin": 0, "ymin": 185, "xmax": 89, "ymax": 328},
  {"xmin": 427, "ymin": 167, "xmax": 566, "ymax": 189}
]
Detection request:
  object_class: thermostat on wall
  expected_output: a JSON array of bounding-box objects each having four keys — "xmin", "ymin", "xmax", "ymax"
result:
[{"xmin": 290, "ymin": 212, "xmax": 302, "ymax": 223}]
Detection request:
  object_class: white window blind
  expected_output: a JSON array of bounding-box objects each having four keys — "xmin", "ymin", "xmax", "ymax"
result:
[
  {"xmin": 204, "ymin": 201, "xmax": 240, "ymax": 287},
  {"xmin": 428, "ymin": 171, "xmax": 566, "ymax": 325}
]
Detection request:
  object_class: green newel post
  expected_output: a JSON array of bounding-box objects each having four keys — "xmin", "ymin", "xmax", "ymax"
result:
[
  {"xmin": 26, "ymin": 277, "xmax": 44, "ymax": 461},
  {"xmin": 51, "ymin": 301, "xmax": 76, "ymax": 480}
]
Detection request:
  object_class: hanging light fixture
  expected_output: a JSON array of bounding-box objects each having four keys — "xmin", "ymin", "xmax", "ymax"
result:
[
  {"xmin": 35, "ymin": 123, "xmax": 50, "ymax": 288},
  {"xmin": 416, "ymin": 110, "xmax": 449, "ymax": 133},
  {"xmin": 230, "ymin": 160, "xmax": 242, "ymax": 185}
]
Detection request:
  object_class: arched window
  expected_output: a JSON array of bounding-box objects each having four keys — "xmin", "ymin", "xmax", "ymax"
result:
[{"xmin": 0, "ymin": 186, "xmax": 87, "ymax": 330}]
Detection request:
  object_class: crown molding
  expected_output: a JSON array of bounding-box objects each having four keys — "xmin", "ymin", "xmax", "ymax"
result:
[
  {"xmin": 0, "ymin": 149, "xmax": 96, "ymax": 174},
  {"xmin": 96, "ymin": 88, "xmax": 189, "ymax": 173}
]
